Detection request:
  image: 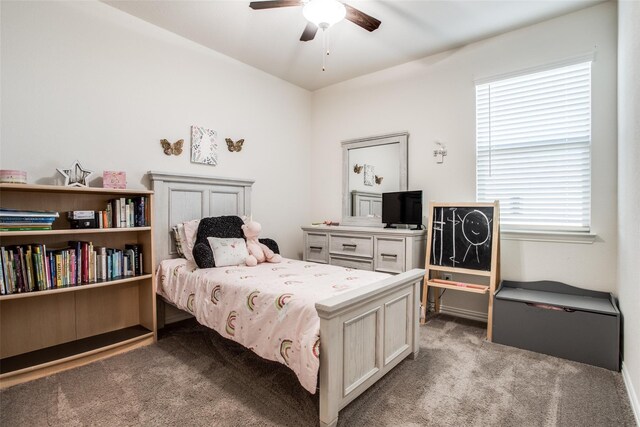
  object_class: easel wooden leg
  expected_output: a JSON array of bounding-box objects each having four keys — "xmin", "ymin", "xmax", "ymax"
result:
[
  {"xmin": 486, "ymin": 292, "xmax": 494, "ymax": 342},
  {"xmin": 434, "ymin": 286, "xmax": 441, "ymax": 313},
  {"xmin": 420, "ymin": 281, "xmax": 429, "ymax": 324}
]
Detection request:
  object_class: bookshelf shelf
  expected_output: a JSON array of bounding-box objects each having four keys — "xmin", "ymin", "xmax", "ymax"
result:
[
  {"xmin": 0, "ymin": 326, "xmax": 154, "ymax": 386},
  {"xmin": 0, "ymin": 274, "xmax": 152, "ymax": 301},
  {"xmin": 0, "ymin": 226, "xmax": 151, "ymax": 237},
  {"xmin": 0, "ymin": 183, "xmax": 153, "ymax": 195},
  {"xmin": 0, "ymin": 183, "xmax": 156, "ymax": 388}
]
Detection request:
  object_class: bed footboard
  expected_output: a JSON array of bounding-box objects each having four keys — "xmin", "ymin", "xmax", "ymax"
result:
[{"xmin": 315, "ymin": 269, "xmax": 424, "ymax": 427}]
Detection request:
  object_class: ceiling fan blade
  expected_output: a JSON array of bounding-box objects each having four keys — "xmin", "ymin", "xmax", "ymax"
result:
[
  {"xmin": 249, "ymin": 1, "xmax": 303, "ymax": 10},
  {"xmin": 343, "ymin": 3, "xmax": 381, "ymax": 32},
  {"xmin": 300, "ymin": 22, "xmax": 318, "ymax": 42}
]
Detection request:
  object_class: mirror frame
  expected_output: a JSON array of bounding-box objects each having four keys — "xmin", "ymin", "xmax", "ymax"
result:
[{"xmin": 341, "ymin": 132, "xmax": 408, "ymax": 227}]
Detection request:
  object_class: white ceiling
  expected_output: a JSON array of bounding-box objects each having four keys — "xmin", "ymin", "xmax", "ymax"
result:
[{"xmin": 104, "ymin": 0, "xmax": 603, "ymax": 91}]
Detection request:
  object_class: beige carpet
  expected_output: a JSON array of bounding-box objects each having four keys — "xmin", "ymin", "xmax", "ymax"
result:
[{"xmin": 1, "ymin": 315, "xmax": 635, "ymax": 426}]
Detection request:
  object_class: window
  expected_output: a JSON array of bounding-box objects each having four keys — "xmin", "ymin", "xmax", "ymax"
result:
[{"xmin": 476, "ymin": 61, "xmax": 592, "ymax": 232}]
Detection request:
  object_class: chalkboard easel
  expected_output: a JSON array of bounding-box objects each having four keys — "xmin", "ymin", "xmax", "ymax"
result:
[{"xmin": 420, "ymin": 201, "xmax": 500, "ymax": 341}]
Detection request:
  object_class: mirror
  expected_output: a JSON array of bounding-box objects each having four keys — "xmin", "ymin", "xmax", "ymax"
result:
[{"xmin": 342, "ymin": 132, "xmax": 408, "ymax": 226}]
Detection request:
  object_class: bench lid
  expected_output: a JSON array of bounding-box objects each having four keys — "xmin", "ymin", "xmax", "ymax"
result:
[{"xmin": 495, "ymin": 287, "xmax": 618, "ymax": 316}]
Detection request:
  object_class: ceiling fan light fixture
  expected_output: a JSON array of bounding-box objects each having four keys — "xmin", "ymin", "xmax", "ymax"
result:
[{"xmin": 302, "ymin": 0, "xmax": 346, "ymax": 28}]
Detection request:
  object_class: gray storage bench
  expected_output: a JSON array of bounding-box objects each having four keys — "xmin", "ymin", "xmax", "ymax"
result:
[{"xmin": 493, "ymin": 280, "xmax": 620, "ymax": 371}]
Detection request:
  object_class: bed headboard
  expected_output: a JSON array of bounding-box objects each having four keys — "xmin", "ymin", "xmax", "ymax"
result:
[{"xmin": 148, "ymin": 171, "xmax": 254, "ymax": 264}]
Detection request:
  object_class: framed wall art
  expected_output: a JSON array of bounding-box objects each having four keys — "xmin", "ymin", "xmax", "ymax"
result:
[
  {"xmin": 191, "ymin": 126, "xmax": 218, "ymax": 166},
  {"xmin": 363, "ymin": 164, "xmax": 374, "ymax": 186}
]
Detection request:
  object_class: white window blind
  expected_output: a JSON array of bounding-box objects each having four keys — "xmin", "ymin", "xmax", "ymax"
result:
[{"xmin": 476, "ymin": 61, "xmax": 592, "ymax": 232}]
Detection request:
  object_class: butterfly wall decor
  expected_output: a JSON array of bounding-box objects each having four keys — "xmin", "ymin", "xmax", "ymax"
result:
[
  {"xmin": 225, "ymin": 138, "xmax": 244, "ymax": 152},
  {"xmin": 353, "ymin": 164, "xmax": 363, "ymax": 174},
  {"xmin": 160, "ymin": 139, "xmax": 184, "ymax": 156},
  {"xmin": 375, "ymin": 175, "xmax": 384, "ymax": 185}
]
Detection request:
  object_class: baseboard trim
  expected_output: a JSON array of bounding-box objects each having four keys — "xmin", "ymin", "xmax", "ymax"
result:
[
  {"xmin": 438, "ymin": 304, "xmax": 488, "ymax": 323},
  {"xmin": 622, "ymin": 361, "xmax": 640, "ymax": 425}
]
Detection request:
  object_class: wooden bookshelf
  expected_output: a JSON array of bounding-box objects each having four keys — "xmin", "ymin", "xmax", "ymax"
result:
[
  {"xmin": 0, "ymin": 227, "xmax": 151, "ymax": 237},
  {"xmin": 0, "ymin": 274, "xmax": 152, "ymax": 301},
  {"xmin": 0, "ymin": 184, "xmax": 156, "ymax": 388}
]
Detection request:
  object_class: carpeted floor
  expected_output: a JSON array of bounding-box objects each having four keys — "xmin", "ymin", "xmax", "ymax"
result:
[{"xmin": 1, "ymin": 315, "xmax": 635, "ymax": 426}]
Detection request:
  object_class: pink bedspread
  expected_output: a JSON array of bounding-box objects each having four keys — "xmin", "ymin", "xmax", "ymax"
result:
[{"xmin": 156, "ymin": 258, "xmax": 390, "ymax": 393}]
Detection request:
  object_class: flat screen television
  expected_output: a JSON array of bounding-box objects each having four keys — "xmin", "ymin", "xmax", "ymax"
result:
[{"xmin": 382, "ymin": 190, "xmax": 423, "ymax": 229}]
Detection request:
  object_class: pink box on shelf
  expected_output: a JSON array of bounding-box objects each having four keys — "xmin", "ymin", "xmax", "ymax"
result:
[
  {"xmin": 0, "ymin": 170, "xmax": 27, "ymax": 184},
  {"xmin": 103, "ymin": 171, "xmax": 127, "ymax": 189}
]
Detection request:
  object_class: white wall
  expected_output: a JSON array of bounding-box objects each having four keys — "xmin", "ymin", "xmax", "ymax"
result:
[
  {"xmin": 0, "ymin": 1, "xmax": 312, "ymax": 258},
  {"xmin": 311, "ymin": 2, "xmax": 618, "ymax": 314},
  {"xmin": 617, "ymin": 0, "xmax": 640, "ymax": 420}
]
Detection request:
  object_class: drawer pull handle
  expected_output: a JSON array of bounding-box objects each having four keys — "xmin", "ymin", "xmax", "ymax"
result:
[
  {"xmin": 380, "ymin": 253, "xmax": 398, "ymax": 258},
  {"xmin": 309, "ymin": 246, "xmax": 323, "ymax": 250},
  {"xmin": 526, "ymin": 302, "xmax": 574, "ymax": 312},
  {"xmin": 342, "ymin": 244, "xmax": 357, "ymax": 248}
]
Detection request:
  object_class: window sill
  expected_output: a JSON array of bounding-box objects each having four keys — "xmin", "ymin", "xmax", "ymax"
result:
[{"xmin": 501, "ymin": 230, "xmax": 597, "ymax": 244}]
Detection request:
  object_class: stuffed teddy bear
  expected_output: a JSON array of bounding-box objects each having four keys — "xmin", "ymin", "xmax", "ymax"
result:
[{"xmin": 242, "ymin": 220, "xmax": 282, "ymax": 266}]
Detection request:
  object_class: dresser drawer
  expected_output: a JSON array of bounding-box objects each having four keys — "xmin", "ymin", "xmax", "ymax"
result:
[
  {"xmin": 375, "ymin": 237, "xmax": 406, "ymax": 273},
  {"xmin": 305, "ymin": 232, "xmax": 328, "ymax": 263},
  {"xmin": 329, "ymin": 234, "xmax": 373, "ymax": 258},
  {"xmin": 330, "ymin": 256, "xmax": 374, "ymax": 271}
]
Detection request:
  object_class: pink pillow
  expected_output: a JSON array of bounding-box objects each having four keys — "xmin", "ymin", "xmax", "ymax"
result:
[{"xmin": 182, "ymin": 219, "xmax": 200, "ymax": 262}]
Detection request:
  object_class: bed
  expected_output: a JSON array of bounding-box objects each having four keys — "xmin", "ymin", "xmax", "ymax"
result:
[{"xmin": 149, "ymin": 171, "xmax": 425, "ymax": 427}]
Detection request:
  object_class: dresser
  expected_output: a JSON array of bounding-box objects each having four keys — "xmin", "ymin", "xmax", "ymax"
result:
[{"xmin": 302, "ymin": 225, "xmax": 427, "ymax": 274}]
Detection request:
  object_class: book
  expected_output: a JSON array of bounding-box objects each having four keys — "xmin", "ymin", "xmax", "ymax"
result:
[
  {"xmin": 67, "ymin": 211, "xmax": 95, "ymax": 220},
  {"xmin": 11, "ymin": 251, "xmax": 22, "ymax": 292},
  {"xmin": 134, "ymin": 197, "xmax": 146, "ymax": 227},
  {"xmin": 0, "ymin": 208, "xmax": 59, "ymax": 218},
  {"xmin": 0, "ymin": 248, "xmax": 9, "ymax": 294},
  {"xmin": 0, "ymin": 253, "xmax": 5, "ymax": 295},
  {"xmin": 96, "ymin": 247, "xmax": 107, "ymax": 281},
  {"xmin": 0, "ymin": 217, "xmax": 57, "ymax": 223},
  {"xmin": 25, "ymin": 246, "xmax": 34, "ymax": 291},
  {"xmin": 106, "ymin": 249, "xmax": 113, "ymax": 280},
  {"xmin": 43, "ymin": 245, "xmax": 51, "ymax": 290},
  {"xmin": 105, "ymin": 204, "xmax": 112, "ymax": 228},
  {"xmin": 55, "ymin": 253, "xmax": 62, "ymax": 288},
  {"xmin": 119, "ymin": 198, "xmax": 126, "ymax": 228},
  {"xmin": 0, "ymin": 226, "xmax": 53, "ymax": 231},
  {"xmin": 17, "ymin": 247, "xmax": 27, "ymax": 292},
  {"xmin": 125, "ymin": 244, "xmax": 142, "ymax": 275},
  {"xmin": 125, "ymin": 203, "xmax": 131, "ymax": 228}
]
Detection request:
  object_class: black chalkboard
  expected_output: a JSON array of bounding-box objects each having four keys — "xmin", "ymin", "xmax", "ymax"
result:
[{"xmin": 429, "ymin": 205, "xmax": 495, "ymax": 271}]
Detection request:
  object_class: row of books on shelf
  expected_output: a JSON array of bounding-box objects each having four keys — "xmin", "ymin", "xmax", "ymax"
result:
[
  {"xmin": 0, "ymin": 197, "xmax": 149, "ymax": 233},
  {"xmin": 69, "ymin": 196, "xmax": 149, "ymax": 229},
  {"xmin": 0, "ymin": 242, "xmax": 144, "ymax": 295},
  {"xmin": 0, "ymin": 208, "xmax": 59, "ymax": 231}
]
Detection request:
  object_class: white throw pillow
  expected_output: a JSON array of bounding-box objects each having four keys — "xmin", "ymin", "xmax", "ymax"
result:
[{"xmin": 208, "ymin": 237, "xmax": 249, "ymax": 267}]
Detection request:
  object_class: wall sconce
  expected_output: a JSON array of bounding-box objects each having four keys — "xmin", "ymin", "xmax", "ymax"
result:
[{"xmin": 433, "ymin": 141, "xmax": 447, "ymax": 164}]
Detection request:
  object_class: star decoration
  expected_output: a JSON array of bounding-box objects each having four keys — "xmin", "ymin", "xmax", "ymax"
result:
[{"xmin": 57, "ymin": 160, "xmax": 93, "ymax": 187}]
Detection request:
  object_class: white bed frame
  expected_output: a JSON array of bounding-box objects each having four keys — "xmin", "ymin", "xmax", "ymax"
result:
[{"xmin": 149, "ymin": 171, "xmax": 424, "ymax": 427}]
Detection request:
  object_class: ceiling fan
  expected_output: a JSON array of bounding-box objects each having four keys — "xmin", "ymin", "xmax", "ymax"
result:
[{"xmin": 249, "ymin": 0, "xmax": 381, "ymax": 42}]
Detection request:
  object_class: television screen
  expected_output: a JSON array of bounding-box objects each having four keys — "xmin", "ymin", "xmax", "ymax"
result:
[{"xmin": 382, "ymin": 191, "xmax": 423, "ymax": 227}]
